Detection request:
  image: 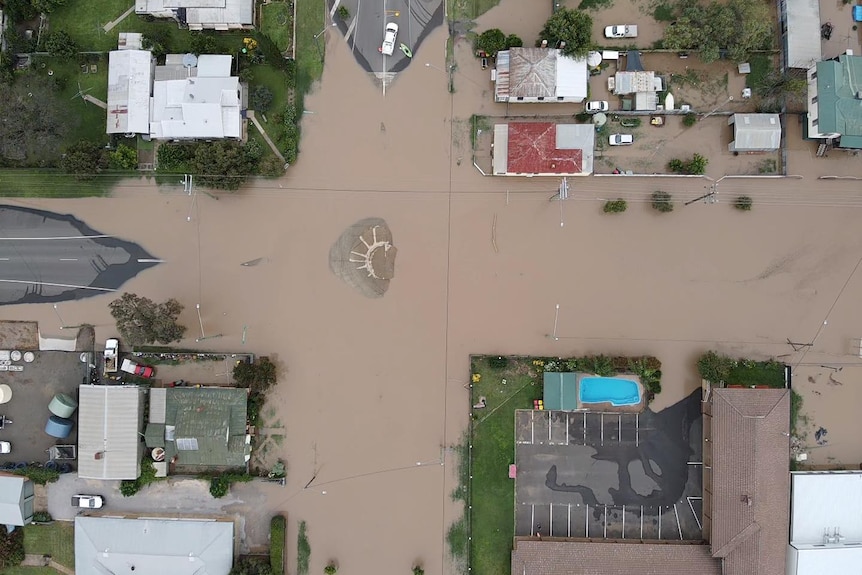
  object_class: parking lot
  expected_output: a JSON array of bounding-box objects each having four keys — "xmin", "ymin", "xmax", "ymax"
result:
[{"xmin": 514, "ymin": 391, "xmax": 703, "ymax": 540}]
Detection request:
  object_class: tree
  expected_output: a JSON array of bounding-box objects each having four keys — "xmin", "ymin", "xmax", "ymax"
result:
[
  {"xmin": 230, "ymin": 557, "xmax": 275, "ymax": 575},
  {"xmin": 109, "ymin": 292, "xmax": 187, "ymax": 345},
  {"xmin": 44, "ymin": 30, "xmax": 78, "ymax": 58},
  {"xmin": 31, "ymin": 0, "xmax": 66, "ymax": 13},
  {"xmin": 413, "ymin": 566, "xmax": 425, "ymax": 575},
  {"xmin": 109, "ymin": 144, "xmax": 138, "ymax": 170},
  {"xmin": 661, "ymin": 0, "xmax": 772, "ymax": 63},
  {"xmin": 603, "ymin": 199, "xmax": 627, "ymax": 213},
  {"xmin": 0, "ymin": 527, "xmax": 24, "ymax": 569},
  {"xmin": 190, "ymin": 31, "xmax": 218, "ymax": 55},
  {"xmin": 476, "ymin": 28, "xmax": 507, "ymax": 56},
  {"xmin": 651, "ymin": 191, "xmax": 674, "ymax": 213},
  {"xmin": 735, "ymin": 195, "xmax": 753, "ymax": 211},
  {"xmin": 61, "ymin": 140, "xmax": 106, "ymax": 180},
  {"xmin": 336, "ymin": 4, "xmax": 349, "ymax": 19},
  {"xmin": 191, "ymin": 141, "xmax": 256, "ymax": 190},
  {"xmin": 506, "ymin": 34, "xmax": 523, "ymax": 48},
  {"xmin": 233, "ymin": 356, "xmax": 277, "ymax": 394},
  {"xmin": 324, "ymin": 562, "xmax": 338, "ymax": 574},
  {"xmin": 536, "ymin": 8, "xmax": 593, "ymax": 57},
  {"xmin": 250, "ymin": 85, "xmax": 274, "ymax": 112}
]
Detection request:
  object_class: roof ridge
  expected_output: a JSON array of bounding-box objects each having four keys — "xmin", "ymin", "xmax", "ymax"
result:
[{"xmin": 712, "ymin": 521, "xmax": 761, "ymax": 558}]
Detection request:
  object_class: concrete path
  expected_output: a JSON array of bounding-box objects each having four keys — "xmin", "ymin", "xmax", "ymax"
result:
[
  {"xmin": 22, "ymin": 554, "xmax": 74, "ymax": 575},
  {"xmin": 103, "ymin": 4, "xmax": 136, "ymax": 32},
  {"xmin": 83, "ymin": 94, "xmax": 107, "ymax": 109},
  {"xmin": 248, "ymin": 111, "xmax": 286, "ymax": 164}
]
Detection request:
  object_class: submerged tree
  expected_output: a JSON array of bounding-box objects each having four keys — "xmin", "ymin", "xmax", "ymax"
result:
[
  {"xmin": 536, "ymin": 8, "xmax": 593, "ymax": 57},
  {"xmin": 109, "ymin": 293, "xmax": 186, "ymax": 345}
]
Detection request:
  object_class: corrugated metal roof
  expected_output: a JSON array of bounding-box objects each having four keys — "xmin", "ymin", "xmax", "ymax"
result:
[
  {"xmin": 816, "ymin": 55, "xmax": 862, "ymax": 143},
  {"xmin": 492, "ymin": 124, "xmax": 509, "ymax": 175},
  {"xmin": 75, "ymin": 516, "xmax": 233, "ymax": 575},
  {"xmin": 543, "ymin": 372, "xmax": 577, "ymax": 410},
  {"xmin": 709, "ymin": 388, "xmax": 790, "ymax": 575},
  {"xmin": 0, "ymin": 473, "xmax": 32, "ymax": 526},
  {"xmin": 509, "ymin": 48, "xmax": 556, "ymax": 98},
  {"xmin": 77, "ymin": 385, "xmax": 144, "ymax": 480},
  {"xmin": 106, "ymin": 50, "xmax": 153, "ymax": 135},
  {"xmin": 730, "ymin": 114, "xmax": 782, "ymax": 151},
  {"xmin": 785, "ymin": 0, "xmax": 821, "ymax": 68},
  {"xmin": 511, "ymin": 539, "xmax": 722, "ymax": 574}
]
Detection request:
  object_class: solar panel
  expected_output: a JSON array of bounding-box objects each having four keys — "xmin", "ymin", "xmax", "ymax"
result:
[{"xmin": 176, "ymin": 437, "xmax": 199, "ymax": 451}]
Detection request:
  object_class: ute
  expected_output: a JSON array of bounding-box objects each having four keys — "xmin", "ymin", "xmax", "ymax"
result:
[
  {"xmin": 604, "ymin": 25, "xmax": 638, "ymax": 38},
  {"xmin": 104, "ymin": 338, "xmax": 119, "ymax": 374},
  {"xmin": 121, "ymin": 358, "xmax": 155, "ymax": 378},
  {"xmin": 71, "ymin": 495, "xmax": 103, "ymax": 509},
  {"xmin": 381, "ymin": 22, "xmax": 399, "ymax": 56}
]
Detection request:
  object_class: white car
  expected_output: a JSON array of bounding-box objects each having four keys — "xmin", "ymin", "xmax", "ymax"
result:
[
  {"xmin": 71, "ymin": 495, "xmax": 103, "ymax": 509},
  {"xmin": 609, "ymin": 134, "xmax": 634, "ymax": 146},
  {"xmin": 604, "ymin": 25, "xmax": 637, "ymax": 38},
  {"xmin": 0, "ymin": 441, "xmax": 9, "ymax": 454},
  {"xmin": 381, "ymin": 22, "xmax": 399, "ymax": 56},
  {"xmin": 585, "ymin": 101, "xmax": 609, "ymax": 113}
]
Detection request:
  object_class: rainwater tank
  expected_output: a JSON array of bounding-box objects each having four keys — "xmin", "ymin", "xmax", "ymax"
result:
[
  {"xmin": 48, "ymin": 393, "xmax": 78, "ymax": 418},
  {"xmin": 45, "ymin": 416, "xmax": 73, "ymax": 439}
]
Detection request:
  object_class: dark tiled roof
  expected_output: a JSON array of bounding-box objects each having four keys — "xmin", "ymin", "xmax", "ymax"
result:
[
  {"xmin": 709, "ymin": 388, "xmax": 790, "ymax": 575},
  {"xmin": 511, "ymin": 539, "xmax": 722, "ymax": 574}
]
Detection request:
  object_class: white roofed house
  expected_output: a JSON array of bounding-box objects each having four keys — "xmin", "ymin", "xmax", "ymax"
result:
[
  {"xmin": 106, "ymin": 49, "xmax": 153, "ymax": 135},
  {"xmin": 728, "ymin": 113, "xmax": 782, "ymax": 152},
  {"xmin": 136, "ymin": 0, "xmax": 253, "ymax": 30},
  {"xmin": 494, "ymin": 47, "xmax": 588, "ymax": 103}
]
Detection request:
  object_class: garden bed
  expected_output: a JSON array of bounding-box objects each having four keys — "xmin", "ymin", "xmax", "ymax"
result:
[{"xmin": 696, "ymin": 351, "xmax": 788, "ymax": 388}]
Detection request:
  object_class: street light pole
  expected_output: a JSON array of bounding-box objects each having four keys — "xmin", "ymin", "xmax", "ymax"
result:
[
  {"xmin": 313, "ymin": 22, "xmax": 336, "ymax": 61},
  {"xmin": 53, "ymin": 304, "xmax": 85, "ymax": 330},
  {"xmin": 195, "ymin": 303, "xmax": 223, "ymax": 343}
]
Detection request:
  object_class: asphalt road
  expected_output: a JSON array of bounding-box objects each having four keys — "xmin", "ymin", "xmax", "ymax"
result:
[
  {"xmin": 0, "ymin": 206, "xmax": 158, "ymax": 305},
  {"xmin": 337, "ymin": 0, "xmax": 444, "ymax": 76}
]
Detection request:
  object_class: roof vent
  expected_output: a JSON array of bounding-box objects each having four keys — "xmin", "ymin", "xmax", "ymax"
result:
[{"xmin": 740, "ymin": 494, "xmax": 752, "ymax": 506}]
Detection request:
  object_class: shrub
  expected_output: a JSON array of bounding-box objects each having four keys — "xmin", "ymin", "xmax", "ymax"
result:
[
  {"xmin": 13, "ymin": 466, "xmax": 59, "ymax": 485},
  {"xmin": 696, "ymin": 351, "xmax": 734, "ymax": 384},
  {"xmin": 667, "ymin": 153, "xmax": 707, "ymax": 175},
  {"xmin": 336, "ymin": 5, "xmax": 349, "ymax": 19},
  {"xmin": 208, "ymin": 471, "xmax": 252, "ymax": 498},
  {"xmin": 735, "ymin": 195, "xmax": 753, "ymax": 211},
  {"xmin": 506, "ymin": 34, "xmax": 523, "ymax": 48},
  {"xmin": 157, "ymin": 143, "xmax": 194, "ymax": 171},
  {"xmin": 324, "ymin": 563, "xmax": 338, "ymax": 574},
  {"xmin": 120, "ymin": 458, "xmax": 162, "ymax": 497},
  {"xmin": 651, "ymin": 191, "xmax": 674, "ymax": 212},
  {"xmin": 297, "ymin": 521, "xmax": 310, "ymax": 575},
  {"xmin": 682, "ymin": 112, "xmax": 698, "ymax": 127},
  {"xmin": 488, "ymin": 356, "xmax": 508, "ymax": 369},
  {"xmin": 589, "ymin": 355, "xmax": 615, "ymax": 377},
  {"xmin": 109, "ymin": 144, "xmax": 138, "ymax": 170},
  {"xmin": 251, "ymin": 85, "xmax": 274, "ymax": 113},
  {"xmin": 32, "ymin": 511, "xmax": 53, "ymax": 523},
  {"xmin": 44, "ymin": 31, "xmax": 78, "ymax": 58},
  {"xmin": 259, "ymin": 156, "xmax": 286, "ymax": 177},
  {"xmin": 270, "ymin": 515, "xmax": 286, "ymax": 574},
  {"xmin": 653, "ymin": 3, "xmax": 675, "ymax": 21},
  {"xmin": 0, "ymin": 526, "xmax": 24, "ymax": 569},
  {"xmin": 578, "ymin": 0, "xmax": 612, "ymax": 9},
  {"xmin": 603, "ymin": 199, "xmax": 627, "ymax": 213},
  {"xmin": 413, "ymin": 567, "xmax": 425, "ymax": 575},
  {"xmin": 575, "ymin": 112, "xmax": 591, "ymax": 122}
]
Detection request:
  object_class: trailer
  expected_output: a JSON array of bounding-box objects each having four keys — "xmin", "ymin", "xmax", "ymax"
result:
[{"xmin": 104, "ymin": 339, "xmax": 119, "ymax": 374}]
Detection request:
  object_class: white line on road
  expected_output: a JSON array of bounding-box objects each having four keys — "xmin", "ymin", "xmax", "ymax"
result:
[
  {"xmin": 0, "ymin": 235, "xmax": 114, "ymax": 240},
  {"xmin": 58, "ymin": 259, "xmax": 78, "ymax": 261},
  {"xmin": 0, "ymin": 279, "xmax": 117, "ymax": 292},
  {"xmin": 137, "ymin": 259, "xmax": 165, "ymax": 263}
]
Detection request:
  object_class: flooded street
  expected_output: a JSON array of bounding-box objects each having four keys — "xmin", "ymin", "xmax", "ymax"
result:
[{"xmin": 2, "ymin": 1, "xmax": 862, "ymax": 572}]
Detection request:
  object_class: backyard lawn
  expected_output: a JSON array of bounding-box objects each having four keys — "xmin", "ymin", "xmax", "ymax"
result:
[
  {"xmin": 294, "ymin": 0, "xmax": 326, "ymax": 110},
  {"xmin": 465, "ymin": 356, "xmax": 542, "ymax": 575},
  {"xmin": 47, "ymin": 0, "xmax": 133, "ymax": 51},
  {"xmin": 261, "ymin": 2, "xmax": 293, "ymax": 54},
  {"xmin": 24, "ymin": 522, "xmax": 75, "ymax": 569}
]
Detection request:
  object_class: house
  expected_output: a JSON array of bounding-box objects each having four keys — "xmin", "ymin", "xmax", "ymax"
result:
[
  {"xmin": 150, "ymin": 54, "xmax": 242, "ymax": 140},
  {"xmin": 135, "ymin": 0, "xmax": 253, "ymax": 31},
  {"xmin": 0, "ymin": 473, "xmax": 34, "ymax": 526},
  {"xmin": 145, "ymin": 386, "xmax": 250, "ymax": 474},
  {"xmin": 805, "ymin": 53, "xmax": 862, "ymax": 149},
  {"xmin": 728, "ymin": 114, "xmax": 782, "ymax": 152},
  {"xmin": 780, "ymin": 0, "xmax": 821, "ymax": 69},
  {"xmin": 788, "ymin": 471, "xmax": 862, "ymax": 574},
  {"xmin": 492, "ymin": 122, "xmax": 594, "ymax": 176},
  {"xmin": 75, "ymin": 515, "xmax": 233, "ymax": 575},
  {"xmin": 494, "ymin": 48, "xmax": 587, "ymax": 104},
  {"xmin": 610, "ymin": 71, "xmax": 664, "ymax": 111},
  {"xmin": 513, "ymin": 386, "xmax": 790, "ymax": 575},
  {"xmin": 106, "ymin": 45, "xmax": 153, "ymax": 135},
  {"xmin": 702, "ymin": 387, "xmax": 790, "ymax": 575},
  {"xmin": 77, "ymin": 385, "xmax": 145, "ymax": 480}
]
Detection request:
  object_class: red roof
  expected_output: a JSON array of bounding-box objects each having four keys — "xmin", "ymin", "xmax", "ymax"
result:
[{"xmin": 507, "ymin": 123, "xmax": 582, "ymax": 174}]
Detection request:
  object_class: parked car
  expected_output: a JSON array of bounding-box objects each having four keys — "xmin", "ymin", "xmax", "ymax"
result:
[
  {"xmin": 381, "ymin": 23, "xmax": 399, "ymax": 56},
  {"xmin": 609, "ymin": 134, "xmax": 634, "ymax": 146},
  {"xmin": 71, "ymin": 495, "xmax": 103, "ymax": 509},
  {"xmin": 604, "ymin": 25, "xmax": 638, "ymax": 38},
  {"xmin": 0, "ymin": 441, "xmax": 10, "ymax": 454},
  {"xmin": 120, "ymin": 358, "xmax": 155, "ymax": 378},
  {"xmin": 585, "ymin": 101, "xmax": 609, "ymax": 113}
]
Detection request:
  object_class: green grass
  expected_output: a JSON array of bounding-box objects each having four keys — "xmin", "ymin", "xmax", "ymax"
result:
[
  {"xmin": 294, "ymin": 0, "xmax": 326, "ymax": 112},
  {"xmin": 747, "ymin": 54, "xmax": 773, "ymax": 91},
  {"xmin": 270, "ymin": 515, "xmax": 286, "ymax": 574},
  {"xmin": 468, "ymin": 356, "xmax": 543, "ymax": 575},
  {"xmin": 296, "ymin": 520, "xmax": 310, "ymax": 575},
  {"xmin": 4, "ymin": 567, "xmax": 58, "ymax": 575},
  {"xmin": 446, "ymin": 0, "xmax": 502, "ymax": 21},
  {"xmin": 23, "ymin": 522, "xmax": 75, "ymax": 569},
  {"xmin": 47, "ymin": 0, "xmax": 133, "ymax": 50},
  {"xmin": 727, "ymin": 360, "xmax": 786, "ymax": 388},
  {"xmin": 0, "ymin": 169, "xmax": 117, "ymax": 197},
  {"xmin": 261, "ymin": 3, "xmax": 293, "ymax": 54}
]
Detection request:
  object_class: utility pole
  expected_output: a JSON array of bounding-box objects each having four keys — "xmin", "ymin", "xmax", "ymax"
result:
[
  {"xmin": 549, "ymin": 178, "xmax": 568, "ymax": 227},
  {"xmin": 195, "ymin": 304, "xmax": 223, "ymax": 343}
]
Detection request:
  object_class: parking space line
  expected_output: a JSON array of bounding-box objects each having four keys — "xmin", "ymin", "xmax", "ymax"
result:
[
  {"xmin": 622, "ymin": 505, "xmax": 625, "ymax": 538},
  {"xmin": 531, "ymin": 504, "xmax": 535, "ymax": 535},
  {"xmin": 636, "ymin": 413, "xmax": 639, "ymax": 446},
  {"xmin": 674, "ymin": 503, "xmax": 683, "ymax": 539},
  {"xmin": 550, "ymin": 505, "xmax": 553, "ymax": 536},
  {"xmin": 687, "ymin": 496, "xmax": 703, "ymax": 530},
  {"xmin": 659, "ymin": 506, "xmax": 662, "ymax": 539},
  {"xmin": 566, "ymin": 413, "xmax": 569, "ymax": 445},
  {"xmin": 601, "ymin": 413, "xmax": 604, "ymax": 445},
  {"xmin": 548, "ymin": 411, "xmax": 551, "ymax": 444},
  {"xmin": 568, "ymin": 504, "xmax": 571, "ymax": 537},
  {"xmin": 640, "ymin": 506, "xmax": 644, "ymax": 539},
  {"xmin": 583, "ymin": 412, "xmax": 586, "ymax": 444},
  {"xmin": 618, "ymin": 414, "xmax": 622, "ymax": 443},
  {"xmin": 585, "ymin": 504, "xmax": 589, "ymax": 537},
  {"xmin": 603, "ymin": 505, "xmax": 607, "ymax": 538},
  {"xmin": 531, "ymin": 410, "xmax": 534, "ymax": 445}
]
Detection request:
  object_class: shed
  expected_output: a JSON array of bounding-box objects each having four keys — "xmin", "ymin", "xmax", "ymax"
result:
[
  {"xmin": 728, "ymin": 113, "xmax": 781, "ymax": 152},
  {"xmin": 784, "ymin": 0, "xmax": 821, "ymax": 68},
  {"xmin": 0, "ymin": 473, "xmax": 34, "ymax": 526},
  {"xmin": 77, "ymin": 385, "xmax": 145, "ymax": 480}
]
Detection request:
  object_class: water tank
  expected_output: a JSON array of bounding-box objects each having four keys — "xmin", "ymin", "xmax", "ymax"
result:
[
  {"xmin": 48, "ymin": 393, "xmax": 78, "ymax": 418},
  {"xmin": 45, "ymin": 416, "xmax": 73, "ymax": 439}
]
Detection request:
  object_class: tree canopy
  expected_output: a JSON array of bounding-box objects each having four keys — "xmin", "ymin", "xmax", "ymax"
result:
[
  {"xmin": 661, "ymin": 0, "xmax": 773, "ymax": 63},
  {"xmin": 536, "ymin": 8, "xmax": 593, "ymax": 57},
  {"xmin": 0, "ymin": 527, "xmax": 24, "ymax": 570},
  {"xmin": 191, "ymin": 141, "xmax": 257, "ymax": 190},
  {"xmin": 61, "ymin": 140, "xmax": 106, "ymax": 180},
  {"xmin": 44, "ymin": 30, "xmax": 78, "ymax": 59},
  {"xmin": 0, "ymin": 76, "xmax": 70, "ymax": 166},
  {"xmin": 109, "ymin": 293, "xmax": 187, "ymax": 345},
  {"xmin": 233, "ymin": 356, "xmax": 278, "ymax": 394},
  {"xmin": 476, "ymin": 29, "xmax": 507, "ymax": 56}
]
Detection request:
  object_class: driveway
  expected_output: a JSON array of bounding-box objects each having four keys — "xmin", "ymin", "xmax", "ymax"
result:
[{"xmin": 48, "ymin": 474, "xmax": 282, "ymax": 553}]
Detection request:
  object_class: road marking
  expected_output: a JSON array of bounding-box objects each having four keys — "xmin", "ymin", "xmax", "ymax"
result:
[
  {"xmin": 59, "ymin": 258, "xmax": 78, "ymax": 261},
  {"xmin": 0, "ymin": 258, "xmax": 9, "ymax": 261},
  {"xmin": 0, "ymin": 235, "xmax": 114, "ymax": 240},
  {"xmin": 0, "ymin": 279, "xmax": 116, "ymax": 292},
  {"xmin": 137, "ymin": 259, "xmax": 164, "ymax": 263}
]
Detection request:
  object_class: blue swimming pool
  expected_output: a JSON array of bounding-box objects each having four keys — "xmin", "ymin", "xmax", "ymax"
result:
[{"xmin": 579, "ymin": 376, "xmax": 641, "ymax": 406}]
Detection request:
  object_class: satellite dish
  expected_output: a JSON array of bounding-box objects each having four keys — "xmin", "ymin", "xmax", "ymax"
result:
[{"xmin": 182, "ymin": 53, "xmax": 198, "ymax": 68}]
